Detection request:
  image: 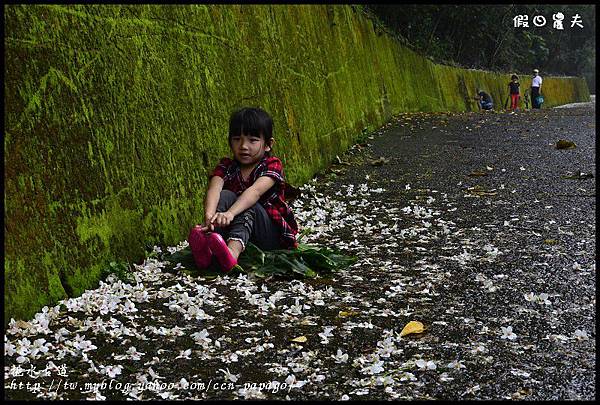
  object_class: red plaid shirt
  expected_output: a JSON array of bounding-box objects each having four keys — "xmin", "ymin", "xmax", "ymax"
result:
[{"xmin": 210, "ymin": 155, "xmax": 299, "ymax": 249}]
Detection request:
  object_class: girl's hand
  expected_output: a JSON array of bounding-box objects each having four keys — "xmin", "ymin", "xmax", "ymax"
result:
[
  {"xmin": 198, "ymin": 224, "xmax": 212, "ymax": 232},
  {"xmin": 200, "ymin": 212, "xmax": 216, "ymax": 232},
  {"xmin": 195, "ymin": 223, "xmax": 212, "ymax": 232},
  {"xmin": 210, "ymin": 211, "xmax": 234, "ymax": 228}
]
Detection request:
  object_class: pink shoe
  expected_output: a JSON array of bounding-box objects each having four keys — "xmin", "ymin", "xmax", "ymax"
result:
[
  {"xmin": 207, "ymin": 233, "xmax": 238, "ymax": 272},
  {"xmin": 188, "ymin": 226, "xmax": 212, "ymax": 269}
]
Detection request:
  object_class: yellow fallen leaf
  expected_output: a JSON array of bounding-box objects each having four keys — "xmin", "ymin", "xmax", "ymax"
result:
[
  {"xmin": 299, "ymin": 318, "xmax": 317, "ymax": 326},
  {"xmin": 290, "ymin": 336, "xmax": 307, "ymax": 343},
  {"xmin": 556, "ymin": 139, "xmax": 576, "ymax": 149},
  {"xmin": 400, "ymin": 321, "xmax": 426, "ymax": 337},
  {"xmin": 466, "ymin": 185, "xmax": 497, "ymax": 196},
  {"xmin": 338, "ymin": 310, "xmax": 360, "ymax": 318},
  {"xmin": 468, "ymin": 170, "xmax": 488, "ymax": 177},
  {"xmin": 544, "ymin": 239, "xmax": 558, "ymax": 245}
]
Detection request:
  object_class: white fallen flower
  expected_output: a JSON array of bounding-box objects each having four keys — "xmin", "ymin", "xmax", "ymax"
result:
[
  {"xmin": 374, "ymin": 375, "xmax": 394, "ymax": 386},
  {"xmin": 362, "ymin": 360, "xmax": 385, "ymax": 375},
  {"xmin": 439, "ymin": 372, "xmax": 454, "ymax": 382},
  {"xmin": 470, "ymin": 344, "xmax": 487, "ymax": 354},
  {"xmin": 447, "ymin": 360, "xmax": 466, "ymax": 370},
  {"xmin": 219, "ymin": 367, "xmax": 240, "ymax": 383},
  {"xmin": 286, "ymin": 299, "xmax": 304, "ymax": 316},
  {"xmin": 191, "ymin": 329, "xmax": 212, "ymax": 347},
  {"xmin": 318, "ymin": 326, "xmax": 335, "ymax": 344},
  {"xmin": 225, "ymin": 352, "xmax": 239, "ymax": 363},
  {"xmin": 176, "ymin": 349, "xmax": 192, "ymax": 359},
  {"xmin": 159, "ymin": 391, "xmax": 179, "ymax": 400},
  {"xmin": 312, "ymin": 374, "xmax": 326, "ymax": 382},
  {"xmin": 237, "ymin": 386, "xmax": 267, "ymax": 399},
  {"xmin": 5, "ymin": 338, "xmax": 16, "ymax": 357},
  {"xmin": 415, "ymin": 359, "xmax": 437, "ymax": 370},
  {"xmin": 464, "ymin": 384, "xmax": 481, "ymax": 395},
  {"xmin": 398, "ymin": 372, "xmax": 417, "ymax": 381},
  {"xmin": 510, "ymin": 369, "xmax": 530, "ymax": 378},
  {"xmin": 574, "ymin": 329, "xmax": 589, "ymax": 341},
  {"xmin": 285, "ymin": 374, "xmax": 307, "ymax": 388},
  {"xmin": 546, "ymin": 334, "xmax": 570, "ymax": 342},
  {"xmin": 332, "ymin": 349, "xmax": 349, "ymax": 364},
  {"xmin": 100, "ymin": 364, "xmax": 123, "ymax": 378},
  {"xmin": 126, "ymin": 346, "xmax": 145, "ymax": 360},
  {"xmin": 483, "ymin": 279, "xmax": 498, "ymax": 292},
  {"xmin": 179, "ymin": 378, "xmax": 190, "ymax": 390},
  {"xmin": 148, "ymin": 367, "xmax": 165, "ymax": 380},
  {"xmin": 356, "ymin": 320, "xmax": 374, "ymax": 329},
  {"xmin": 500, "ymin": 326, "xmax": 517, "ymax": 340},
  {"xmin": 89, "ymin": 391, "xmax": 106, "ymax": 400},
  {"xmin": 122, "ymin": 299, "xmax": 138, "ymax": 313},
  {"xmin": 72, "ymin": 336, "xmax": 97, "ymax": 353},
  {"xmin": 536, "ymin": 293, "xmax": 551, "ymax": 305},
  {"xmin": 29, "ymin": 338, "xmax": 51, "ymax": 357}
]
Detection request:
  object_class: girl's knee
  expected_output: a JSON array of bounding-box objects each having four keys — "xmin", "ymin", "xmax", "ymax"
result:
[
  {"xmin": 220, "ymin": 189, "xmax": 236, "ymax": 199},
  {"xmin": 217, "ymin": 190, "xmax": 238, "ymax": 211},
  {"xmin": 219, "ymin": 190, "xmax": 237, "ymax": 203}
]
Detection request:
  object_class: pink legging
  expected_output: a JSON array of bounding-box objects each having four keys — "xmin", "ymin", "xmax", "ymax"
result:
[{"xmin": 511, "ymin": 94, "xmax": 520, "ymax": 110}]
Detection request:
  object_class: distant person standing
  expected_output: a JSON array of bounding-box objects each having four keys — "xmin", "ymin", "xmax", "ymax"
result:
[
  {"xmin": 474, "ymin": 89, "xmax": 494, "ymax": 111},
  {"xmin": 531, "ymin": 69, "xmax": 543, "ymax": 109},
  {"xmin": 508, "ymin": 74, "xmax": 520, "ymax": 111}
]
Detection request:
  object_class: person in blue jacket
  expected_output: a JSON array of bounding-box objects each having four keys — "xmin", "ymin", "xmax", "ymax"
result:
[{"xmin": 474, "ymin": 89, "xmax": 494, "ymax": 111}]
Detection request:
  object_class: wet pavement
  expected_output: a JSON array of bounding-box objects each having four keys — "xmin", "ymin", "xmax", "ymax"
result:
[
  {"xmin": 307, "ymin": 102, "xmax": 596, "ymax": 400},
  {"xmin": 4, "ymin": 102, "xmax": 595, "ymax": 400}
]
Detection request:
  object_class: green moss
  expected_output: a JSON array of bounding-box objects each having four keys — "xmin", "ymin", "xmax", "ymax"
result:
[
  {"xmin": 4, "ymin": 4, "xmax": 590, "ymax": 324},
  {"xmin": 4, "ymin": 258, "xmax": 66, "ymax": 324}
]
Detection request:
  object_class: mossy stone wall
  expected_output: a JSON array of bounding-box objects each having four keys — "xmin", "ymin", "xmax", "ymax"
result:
[{"xmin": 4, "ymin": 4, "xmax": 590, "ymax": 324}]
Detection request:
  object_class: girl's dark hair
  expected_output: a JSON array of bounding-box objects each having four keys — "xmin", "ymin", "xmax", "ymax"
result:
[
  {"xmin": 228, "ymin": 107, "xmax": 273, "ymax": 143},
  {"xmin": 511, "ymin": 74, "xmax": 519, "ymax": 80}
]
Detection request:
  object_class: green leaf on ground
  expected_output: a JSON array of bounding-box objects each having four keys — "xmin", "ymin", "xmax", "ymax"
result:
[{"xmin": 163, "ymin": 242, "xmax": 356, "ymax": 279}]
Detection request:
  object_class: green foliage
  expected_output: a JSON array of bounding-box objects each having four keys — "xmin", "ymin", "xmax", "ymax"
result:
[
  {"xmin": 356, "ymin": 126, "xmax": 376, "ymax": 144},
  {"xmin": 100, "ymin": 260, "xmax": 135, "ymax": 283},
  {"xmin": 366, "ymin": 5, "xmax": 596, "ymax": 91},
  {"xmin": 239, "ymin": 243, "xmax": 357, "ymax": 279},
  {"xmin": 163, "ymin": 242, "xmax": 357, "ymax": 279}
]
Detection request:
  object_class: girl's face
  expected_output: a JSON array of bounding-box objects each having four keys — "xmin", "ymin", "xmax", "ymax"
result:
[{"xmin": 230, "ymin": 132, "xmax": 272, "ymax": 167}]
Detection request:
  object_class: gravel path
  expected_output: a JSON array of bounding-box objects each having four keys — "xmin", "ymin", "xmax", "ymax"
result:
[{"xmin": 4, "ymin": 103, "xmax": 595, "ymax": 400}]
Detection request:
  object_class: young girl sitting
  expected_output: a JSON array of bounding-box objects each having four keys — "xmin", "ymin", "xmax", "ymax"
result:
[{"xmin": 188, "ymin": 107, "xmax": 299, "ymax": 272}]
